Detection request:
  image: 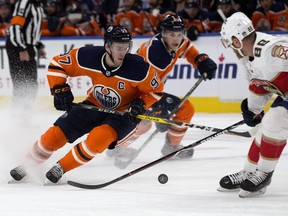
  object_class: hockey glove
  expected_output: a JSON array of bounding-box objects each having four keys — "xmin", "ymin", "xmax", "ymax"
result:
[
  {"xmin": 195, "ymin": 53, "xmax": 217, "ymax": 80},
  {"xmin": 51, "ymin": 84, "xmax": 74, "ymax": 111},
  {"xmin": 241, "ymin": 98, "xmax": 264, "ymax": 127},
  {"xmin": 187, "ymin": 25, "xmax": 199, "ymax": 41},
  {"xmin": 152, "ymin": 102, "xmax": 170, "ymax": 133},
  {"xmin": 123, "ymin": 98, "xmax": 146, "ymax": 125}
]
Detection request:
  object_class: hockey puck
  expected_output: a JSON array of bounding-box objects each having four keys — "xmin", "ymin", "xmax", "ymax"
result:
[{"xmin": 158, "ymin": 174, "xmax": 168, "ymax": 184}]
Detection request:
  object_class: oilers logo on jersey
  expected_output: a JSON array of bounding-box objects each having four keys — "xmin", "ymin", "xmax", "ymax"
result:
[{"xmin": 93, "ymin": 85, "xmax": 121, "ymax": 109}]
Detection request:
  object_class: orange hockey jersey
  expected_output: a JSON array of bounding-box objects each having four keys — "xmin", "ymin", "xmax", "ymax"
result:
[
  {"xmin": 137, "ymin": 34, "xmax": 200, "ymax": 80},
  {"xmin": 47, "ymin": 46, "xmax": 163, "ymax": 110},
  {"xmin": 252, "ymin": 2, "xmax": 288, "ymax": 31}
]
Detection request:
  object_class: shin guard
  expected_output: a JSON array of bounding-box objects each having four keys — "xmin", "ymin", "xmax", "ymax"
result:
[{"xmin": 59, "ymin": 124, "xmax": 118, "ymax": 172}]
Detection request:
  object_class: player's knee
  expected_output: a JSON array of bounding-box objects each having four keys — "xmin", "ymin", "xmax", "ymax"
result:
[
  {"xmin": 262, "ymin": 107, "xmax": 288, "ymax": 140},
  {"xmin": 86, "ymin": 124, "xmax": 118, "ymax": 153},
  {"xmin": 41, "ymin": 126, "xmax": 68, "ymax": 151},
  {"xmin": 174, "ymin": 100, "xmax": 195, "ymax": 122}
]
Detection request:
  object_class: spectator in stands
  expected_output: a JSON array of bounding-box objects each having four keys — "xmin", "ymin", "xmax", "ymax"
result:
[
  {"xmin": 252, "ymin": 0, "xmax": 288, "ymax": 31},
  {"xmin": 42, "ymin": 0, "xmax": 68, "ymax": 36},
  {"xmin": 201, "ymin": 0, "xmax": 218, "ymax": 12},
  {"xmin": 90, "ymin": 0, "xmax": 113, "ymax": 30},
  {"xmin": 171, "ymin": 0, "xmax": 185, "ymax": 12},
  {"xmin": 178, "ymin": 0, "xmax": 211, "ymax": 33},
  {"xmin": 42, "ymin": 0, "xmax": 103, "ymax": 36},
  {"xmin": 139, "ymin": 0, "xmax": 171, "ymax": 35},
  {"xmin": 0, "ymin": 0, "xmax": 12, "ymax": 37},
  {"xmin": 208, "ymin": 0, "xmax": 236, "ymax": 32},
  {"xmin": 114, "ymin": 0, "xmax": 142, "ymax": 35},
  {"xmin": 232, "ymin": 0, "xmax": 257, "ymax": 18},
  {"xmin": 66, "ymin": 0, "xmax": 95, "ymax": 23}
]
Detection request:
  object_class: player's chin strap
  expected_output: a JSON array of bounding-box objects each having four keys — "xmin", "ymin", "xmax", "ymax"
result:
[{"xmin": 107, "ymin": 47, "xmax": 116, "ymax": 65}]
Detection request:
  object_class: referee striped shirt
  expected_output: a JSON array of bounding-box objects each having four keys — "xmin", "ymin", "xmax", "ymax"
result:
[{"xmin": 8, "ymin": 0, "xmax": 44, "ymax": 50}]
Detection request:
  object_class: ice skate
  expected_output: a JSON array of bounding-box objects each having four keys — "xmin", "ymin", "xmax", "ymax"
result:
[
  {"xmin": 106, "ymin": 147, "xmax": 124, "ymax": 158},
  {"xmin": 9, "ymin": 166, "xmax": 27, "ymax": 183},
  {"xmin": 114, "ymin": 148, "xmax": 138, "ymax": 169},
  {"xmin": 161, "ymin": 140, "xmax": 194, "ymax": 159},
  {"xmin": 239, "ymin": 170, "xmax": 273, "ymax": 198},
  {"xmin": 45, "ymin": 163, "xmax": 64, "ymax": 184},
  {"xmin": 217, "ymin": 169, "xmax": 252, "ymax": 192}
]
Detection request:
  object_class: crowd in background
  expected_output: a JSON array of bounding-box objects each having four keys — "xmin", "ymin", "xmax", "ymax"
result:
[{"xmin": 0, "ymin": 0, "xmax": 288, "ymax": 39}]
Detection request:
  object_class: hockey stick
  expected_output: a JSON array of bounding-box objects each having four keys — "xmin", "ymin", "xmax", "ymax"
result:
[
  {"xmin": 115, "ymin": 77, "xmax": 205, "ymax": 169},
  {"xmin": 112, "ymin": 77, "xmax": 206, "ymax": 169},
  {"xmin": 74, "ymin": 77, "xmax": 204, "ymax": 170},
  {"xmin": 67, "ymin": 120, "xmax": 244, "ymax": 189},
  {"xmin": 72, "ymin": 102, "xmax": 252, "ymax": 137},
  {"xmin": 217, "ymin": 8, "xmax": 227, "ymax": 22}
]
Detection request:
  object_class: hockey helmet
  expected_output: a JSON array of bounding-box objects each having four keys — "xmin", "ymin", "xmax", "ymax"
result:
[
  {"xmin": 160, "ymin": 15, "xmax": 185, "ymax": 32},
  {"xmin": 104, "ymin": 25, "xmax": 132, "ymax": 44},
  {"xmin": 220, "ymin": 12, "xmax": 255, "ymax": 49}
]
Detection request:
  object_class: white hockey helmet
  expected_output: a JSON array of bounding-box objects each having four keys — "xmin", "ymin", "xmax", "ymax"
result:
[{"xmin": 220, "ymin": 12, "xmax": 255, "ymax": 49}]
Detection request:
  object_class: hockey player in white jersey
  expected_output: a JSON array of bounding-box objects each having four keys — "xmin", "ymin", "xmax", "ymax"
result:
[{"xmin": 217, "ymin": 12, "xmax": 288, "ymax": 198}]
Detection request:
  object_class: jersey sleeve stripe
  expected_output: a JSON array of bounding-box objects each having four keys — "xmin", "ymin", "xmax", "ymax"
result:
[
  {"xmin": 48, "ymin": 65, "xmax": 66, "ymax": 72},
  {"xmin": 149, "ymin": 92, "xmax": 163, "ymax": 100},
  {"xmin": 47, "ymin": 71, "xmax": 68, "ymax": 78}
]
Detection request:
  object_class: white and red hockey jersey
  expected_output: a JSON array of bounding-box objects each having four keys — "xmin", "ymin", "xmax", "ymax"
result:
[{"xmin": 239, "ymin": 32, "xmax": 288, "ymax": 114}]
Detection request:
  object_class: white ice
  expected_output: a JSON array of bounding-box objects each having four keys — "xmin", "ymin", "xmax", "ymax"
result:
[{"xmin": 0, "ymin": 107, "xmax": 287, "ymax": 216}]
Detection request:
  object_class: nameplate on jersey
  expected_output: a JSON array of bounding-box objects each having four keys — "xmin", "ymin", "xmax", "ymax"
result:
[{"xmin": 251, "ymin": 78, "xmax": 285, "ymax": 97}]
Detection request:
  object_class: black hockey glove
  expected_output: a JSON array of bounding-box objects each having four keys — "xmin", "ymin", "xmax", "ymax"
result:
[
  {"xmin": 123, "ymin": 98, "xmax": 146, "ymax": 125},
  {"xmin": 241, "ymin": 98, "xmax": 264, "ymax": 127},
  {"xmin": 195, "ymin": 53, "xmax": 217, "ymax": 80},
  {"xmin": 152, "ymin": 102, "xmax": 170, "ymax": 133},
  {"xmin": 51, "ymin": 83, "xmax": 74, "ymax": 111},
  {"xmin": 187, "ymin": 25, "xmax": 199, "ymax": 41}
]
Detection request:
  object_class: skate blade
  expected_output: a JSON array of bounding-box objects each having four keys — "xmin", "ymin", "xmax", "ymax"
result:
[
  {"xmin": 217, "ymin": 186, "xmax": 241, "ymax": 192},
  {"xmin": 8, "ymin": 175, "xmax": 29, "ymax": 184},
  {"xmin": 8, "ymin": 178, "xmax": 23, "ymax": 184},
  {"xmin": 43, "ymin": 176, "xmax": 68, "ymax": 186},
  {"xmin": 239, "ymin": 187, "xmax": 267, "ymax": 198}
]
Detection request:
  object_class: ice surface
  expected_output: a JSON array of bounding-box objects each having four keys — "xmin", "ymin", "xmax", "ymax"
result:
[{"xmin": 0, "ymin": 107, "xmax": 287, "ymax": 216}]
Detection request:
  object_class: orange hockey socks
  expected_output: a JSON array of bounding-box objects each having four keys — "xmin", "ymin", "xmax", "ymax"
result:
[
  {"xmin": 28, "ymin": 126, "xmax": 67, "ymax": 164},
  {"xmin": 59, "ymin": 124, "xmax": 118, "ymax": 172}
]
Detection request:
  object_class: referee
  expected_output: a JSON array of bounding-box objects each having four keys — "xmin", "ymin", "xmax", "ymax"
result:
[{"xmin": 6, "ymin": 0, "xmax": 46, "ymax": 122}]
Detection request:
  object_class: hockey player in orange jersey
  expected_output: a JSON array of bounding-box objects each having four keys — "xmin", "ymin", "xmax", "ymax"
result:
[
  {"xmin": 9, "ymin": 25, "xmax": 164, "ymax": 184},
  {"xmin": 108, "ymin": 15, "xmax": 217, "ymax": 160}
]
